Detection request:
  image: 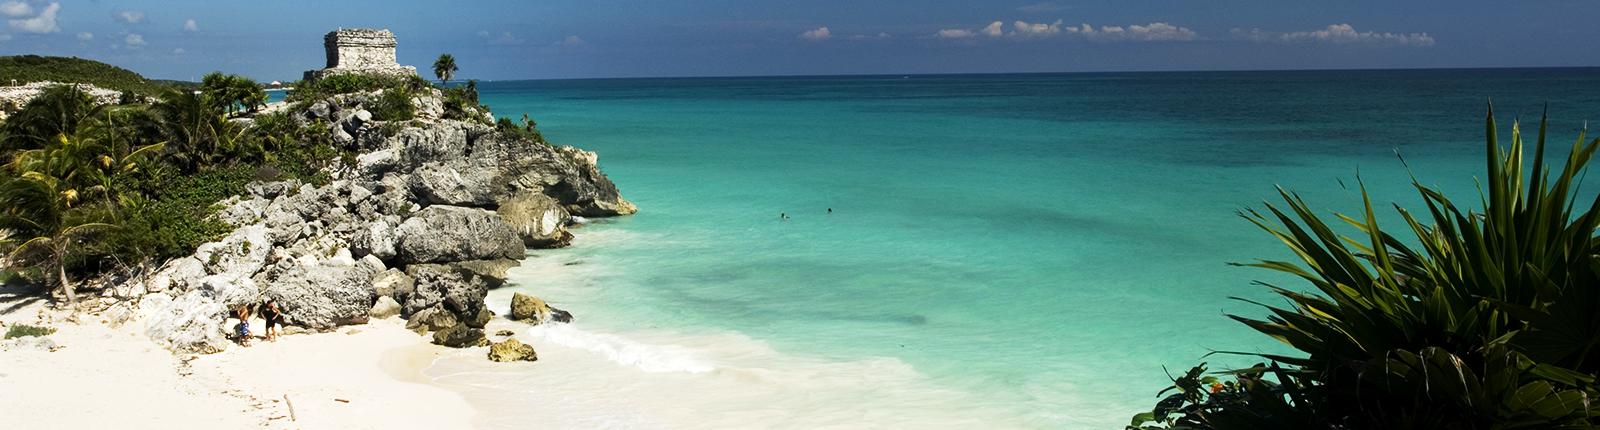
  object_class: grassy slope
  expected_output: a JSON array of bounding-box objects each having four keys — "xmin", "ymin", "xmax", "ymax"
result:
[{"xmin": 0, "ymin": 55, "xmax": 178, "ymax": 95}]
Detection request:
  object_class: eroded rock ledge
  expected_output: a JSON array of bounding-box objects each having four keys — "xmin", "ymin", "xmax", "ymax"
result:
[{"xmin": 139, "ymin": 90, "xmax": 634, "ymax": 353}]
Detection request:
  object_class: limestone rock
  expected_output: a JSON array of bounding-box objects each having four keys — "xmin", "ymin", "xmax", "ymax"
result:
[
  {"xmin": 369, "ymin": 268, "xmax": 412, "ymax": 299},
  {"xmin": 486, "ymin": 338, "xmax": 537, "ymax": 362},
  {"xmin": 393, "ymin": 206, "xmax": 525, "ymax": 264},
  {"xmin": 510, "ymin": 292, "xmax": 574, "ymax": 325},
  {"xmin": 369, "ymin": 295, "xmax": 402, "ymax": 319},
  {"xmin": 399, "ymin": 264, "xmax": 492, "ymax": 318},
  {"xmin": 497, "ymin": 192, "xmax": 573, "ymax": 248},
  {"xmin": 145, "ymin": 257, "xmax": 205, "ymax": 294},
  {"xmin": 431, "ymin": 322, "xmax": 488, "ymax": 348},
  {"xmin": 466, "ymin": 307, "xmax": 492, "ymax": 329},
  {"xmin": 404, "ymin": 306, "xmax": 458, "ymax": 333},
  {"xmin": 193, "ymin": 225, "xmax": 272, "ymax": 278},
  {"xmin": 257, "ymin": 258, "xmax": 380, "ymax": 330},
  {"xmin": 145, "ymin": 275, "xmax": 260, "ymax": 354}
]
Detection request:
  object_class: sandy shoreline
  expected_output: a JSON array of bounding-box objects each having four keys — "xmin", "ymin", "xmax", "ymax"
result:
[{"xmin": 0, "ymin": 293, "xmax": 477, "ymax": 430}]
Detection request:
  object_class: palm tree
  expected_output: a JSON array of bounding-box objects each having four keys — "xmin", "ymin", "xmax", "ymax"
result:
[
  {"xmin": 0, "ymin": 175, "xmax": 114, "ymax": 304},
  {"xmin": 433, "ymin": 54, "xmax": 459, "ymax": 86},
  {"xmin": 149, "ymin": 89, "xmax": 242, "ymax": 171}
]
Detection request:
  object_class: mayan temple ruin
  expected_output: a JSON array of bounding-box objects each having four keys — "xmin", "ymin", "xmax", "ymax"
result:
[{"xmin": 303, "ymin": 28, "xmax": 418, "ymax": 81}]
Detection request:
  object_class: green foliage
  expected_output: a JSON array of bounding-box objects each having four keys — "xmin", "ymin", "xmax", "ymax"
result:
[
  {"xmin": 198, "ymin": 72, "xmax": 267, "ymax": 115},
  {"xmin": 100, "ymin": 165, "xmax": 253, "ymax": 261},
  {"xmin": 286, "ymin": 73, "xmax": 430, "ymax": 103},
  {"xmin": 0, "ymin": 55, "xmax": 175, "ymax": 96},
  {"xmin": 4, "ymin": 324, "xmax": 56, "ymax": 339},
  {"xmin": 371, "ymin": 88, "xmax": 415, "ymax": 121},
  {"xmin": 433, "ymin": 54, "xmax": 459, "ymax": 85},
  {"xmin": 1130, "ymin": 108, "xmax": 1600, "ymax": 429},
  {"xmin": 495, "ymin": 113, "xmax": 548, "ymax": 145},
  {"xmin": 441, "ymin": 82, "xmax": 489, "ymax": 124}
]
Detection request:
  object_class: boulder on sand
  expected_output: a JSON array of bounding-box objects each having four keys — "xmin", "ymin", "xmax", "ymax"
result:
[
  {"xmin": 509, "ymin": 292, "xmax": 573, "ymax": 324},
  {"xmin": 431, "ymin": 322, "xmax": 488, "ymax": 348},
  {"xmin": 487, "ymin": 338, "xmax": 537, "ymax": 362}
]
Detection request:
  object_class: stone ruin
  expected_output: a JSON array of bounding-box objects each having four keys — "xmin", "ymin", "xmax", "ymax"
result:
[{"xmin": 303, "ymin": 28, "xmax": 418, "ymax": 81}]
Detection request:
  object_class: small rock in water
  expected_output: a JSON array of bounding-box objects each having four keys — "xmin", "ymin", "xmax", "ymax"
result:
[
  {"xmin": 494, "ymin": 330, "xmax": 515, "ymax": 337},
  {"xmin": 486, "ymin": 338, "xmax": 537, "ymax": 362}
]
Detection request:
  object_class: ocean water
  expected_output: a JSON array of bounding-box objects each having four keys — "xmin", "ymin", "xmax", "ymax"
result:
[{"xmin": 424, "ymin": 69, "xmax": 1600, "ymax": 429}]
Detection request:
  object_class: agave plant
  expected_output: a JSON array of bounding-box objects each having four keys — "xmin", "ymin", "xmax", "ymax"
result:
[{"xmin": 1131, "ymin": 107, "xmax": 1600, "ymax": 429}]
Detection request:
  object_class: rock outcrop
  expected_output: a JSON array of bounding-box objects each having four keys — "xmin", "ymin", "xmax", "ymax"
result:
[
  {"xmin": 509, "ymin": 292, "xmax": 573, "ymax": 325},
  {"xmin": 487, "ymin": 338, "xmax": 537, "ymax": 362},
  {"xmin": 139, "ymin": 82, "xmax": 632, "ymax": 353}
]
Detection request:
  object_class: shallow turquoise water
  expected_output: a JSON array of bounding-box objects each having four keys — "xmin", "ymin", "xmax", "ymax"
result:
[{"xmin": 473, "ymin": 69, "xmax": 1600, "ymax": 428}]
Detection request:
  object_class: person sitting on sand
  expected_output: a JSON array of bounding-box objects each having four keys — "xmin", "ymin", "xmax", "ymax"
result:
[
  {"xmin": 261, "ymin": 300, "xmax": 284, "ymax": 342},
  {"xmin": 233, "ymin": 305, "xmax": 252, "ymax": 346}
]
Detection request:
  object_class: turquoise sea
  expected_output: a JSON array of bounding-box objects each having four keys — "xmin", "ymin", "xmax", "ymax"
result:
[{"xmin": 435, "ymin": 69, "xmax": 1600, "ymax": 429}]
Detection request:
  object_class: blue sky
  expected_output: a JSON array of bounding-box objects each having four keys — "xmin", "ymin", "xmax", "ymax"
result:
[{"xmin": 0, "ymin": 0, "xmax": 1596, "ymax": 81}]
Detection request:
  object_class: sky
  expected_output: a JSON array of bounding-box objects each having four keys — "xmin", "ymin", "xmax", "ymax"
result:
[{"xmin": 0, "ymin": 0, "xmax": 1596, "ymax": 81}]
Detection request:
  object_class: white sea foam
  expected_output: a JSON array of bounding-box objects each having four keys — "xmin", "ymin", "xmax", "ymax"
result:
[{"xmin": 527, "ymin": 324, "xmax": 715, "ymax": 373}]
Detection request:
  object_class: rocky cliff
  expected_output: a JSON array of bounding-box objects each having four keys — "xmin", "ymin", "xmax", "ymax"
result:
[{"xmin": 138, "ymin": 89, "xmax": 634, "ymax": 353}]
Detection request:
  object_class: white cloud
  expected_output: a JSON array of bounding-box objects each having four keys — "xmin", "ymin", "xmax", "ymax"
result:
[
  {"xmin": 846, "ymin": 32, "xmax": 892, "ymax": 41},
  {"xmin": 1063, "ymin": 22, "xmax": 1197, "ymax": 41},
  {"xmin": 115, "ymin": 10, "xmax": 144, "ymax": 24},
  {"xmin": 124, "ymin": 33, "xmax": 145, "ymax": 47},
  {"xmin": 559, "ymin": 35, "xmax": 585, "ymax": 47},
  {"xmin": 7, "ymin": 1, "xmax": 57, "ymax": 34},
  {"xmin": 1279, "ymin": 23, "xmax": 1434, "ymax": 47},
  {"xmin": 75, "ymin": 31, "xmax": 91, "ymax": 41},
  {"xmin": 172, "ymin": 47, "xmax": 185, "ymax": 55},
  {"xmin": 0, "ymin": 1, "xmax": 31, "ymax": 18},
  {"xmin": 799, "ymin": 26, "xmax": 831, "ymax": 41},
  {"xmin": 1012, "ymin": 20, "xmax": 1064, "ymax": 37},
  {"xmin": 480, "ymin": 31, "xmax": 524, "ymax": 45},
  {"xmin": 935, "ymin": 28, "xmax": 975, "ymax": 39},
  {"xmin": 1234, "ymin": 24, "xmax": 1434, "ymax": 47},
  {"xmin": 183, "ymin": 19, "xmax": 198, "ymax": 32},
  {"xmin": 981, "ymin": 21, "xmax": 1003, "ymax": 38}
]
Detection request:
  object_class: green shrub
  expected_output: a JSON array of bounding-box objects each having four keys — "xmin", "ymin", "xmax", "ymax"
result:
[
  {"xmin": 1129, "ymin": 109, "xmax": 1600, "ymax": 429},
  {"xmin": 371, "ymin": 88, "xmax": 415, "ymax": 121},
  {"xmin": 0, "ymin": 55, "xmax": 175, "ymax": 96},
  {"xmin": 287, "ymin": 73, "xmax": 430, "ymax": 102},
  {"xmin": 5, "ymin": 324, "xmax": 56, "ymax": 339}
]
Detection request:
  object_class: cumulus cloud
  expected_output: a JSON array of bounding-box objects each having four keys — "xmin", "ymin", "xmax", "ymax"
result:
[
  {"xmin": 114, "ymin": 10, "xmax": 144, "ymax": 24},
  {"xmin": 479, "ymin": 30, "xmax": 524, "ymax": 45},
  {"xmin": 846, "ymin": 32, "xmax": 892, "ymax": 41},
  {"xmin": 124, "ymin": 33, "xmax": 145, "ymax": 47},
  {"xmin": 75, "ymin": 31, "xmax": 91, "ymax": 41},
  {"xmin": 1235, "ymin": 23, "xmax": 1434, "ymax": 47},
  {"xmin": 0, "ymin": 1, "xmax": 32, "ymax": 18},
  {"xmin": 938, "ymin": 19, "xmax": 1196, "ymax": 42},
  {"xmin": 981, "ymin": 21, "xmax": 1003, "ymax": 38},
  {"xmin": 1012, "ymin": 20, "xmax": 1064, "ymax": 37},
  {"xmin": 172, "ymin": 47, "xmax": 185, "ymax": 55},
  {"xmin": 935, "ymin": 28, "xmax": 975, "ymax": 39},
  {"xmin": 7, "ymin": 1, "xmax": 58, "ymax": 34},
  {"xmin": 1061, "ymin": 22, "xmax": 1197, "ymax": 41},
  {"xmin": 799, "ymin": 26, "xmax": 831, "ymax": 41},
  {"xmin": 183, "ymin": 19, "xmax": 198, "ymax": 32},
  {"xmin": 559, "ymin": 35, "xmax": 585, "ymax": 47}
]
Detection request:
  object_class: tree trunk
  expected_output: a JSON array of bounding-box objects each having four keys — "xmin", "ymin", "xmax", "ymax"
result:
[{"xmin": 58, "ymin": 261, "xmax": 76, "ymax": 304}]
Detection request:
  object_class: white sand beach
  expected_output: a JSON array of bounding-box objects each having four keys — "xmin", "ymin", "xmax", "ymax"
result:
[{"xmin": 0, "ymin": 291, "xmax": 476, "ymax": 430}]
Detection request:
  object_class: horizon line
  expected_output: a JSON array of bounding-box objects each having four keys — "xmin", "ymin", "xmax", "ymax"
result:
[{"xmin": 444, "ymin": 64, "xmax": 1600, "ymax": 84}]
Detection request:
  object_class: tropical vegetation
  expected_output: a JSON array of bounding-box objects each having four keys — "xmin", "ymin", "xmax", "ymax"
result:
[
  {"xmin": 0, "ymin": 64, "xmax": 351, "ymax": 302},
  {"xmin": 432, "ymin": 54, "xmax": 458, "ymax": 86},
  {"xmin": 1, "ymin": 55, "xmax": 182, "ymax": 95},
  {"xmin": 1129, "ymin": 108, "xmax": 1600, "ymax": 429}
]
